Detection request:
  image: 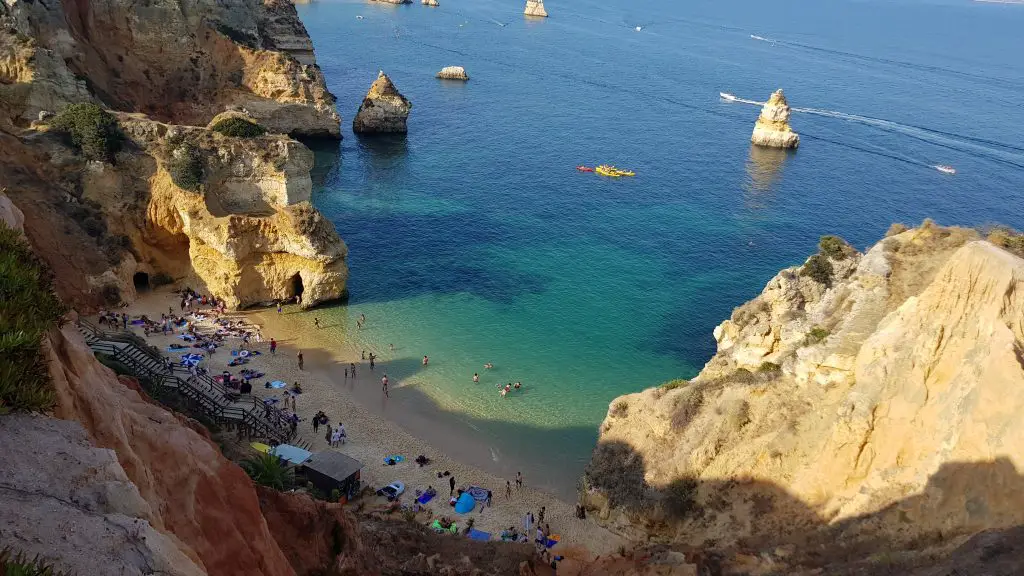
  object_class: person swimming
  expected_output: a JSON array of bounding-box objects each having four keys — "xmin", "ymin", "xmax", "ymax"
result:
[
  {"xmin": 484, "ymin": 363, "xmax": 493, "ymax": 369},
  {"xmin": 473, "ymin": 373, "xmax": 479, "ymax": 383},
  {"xmin": 514, "ymin": 381, "xmax": 521, "ymax": 389}
]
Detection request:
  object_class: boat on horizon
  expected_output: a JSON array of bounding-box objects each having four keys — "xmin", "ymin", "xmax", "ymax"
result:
[{"xmin": 935, "ymin": 165, "xmax": 956, "ymax": 175}]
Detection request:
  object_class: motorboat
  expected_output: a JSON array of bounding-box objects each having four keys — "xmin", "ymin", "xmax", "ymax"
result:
[
  {"xmin": 719, "ymin": 92, "xmax": 737, "ymax": 101},
  {"xmin": 935, "ymin": 165, "xmax": 956, "ymax": 175}
]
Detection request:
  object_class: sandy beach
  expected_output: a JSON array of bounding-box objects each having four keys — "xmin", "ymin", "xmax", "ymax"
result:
[{"xmin": 98, "ymin": 288, "xmax": 625, "ymax": 556}]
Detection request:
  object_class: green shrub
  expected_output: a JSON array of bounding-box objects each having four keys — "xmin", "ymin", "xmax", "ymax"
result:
[
  {"xmin": 610, "ymin": 400, "xmax": 629, "ymax": 418},
  {"xmin": 167, "ymin": 142, "xmax": 204, "ymax": 192},
  {"xmin": 663, "ymin": 478, "xmax": 699, "ymax": 519},
  {"xmin": 806, "ymin": 327, "xmax": 830, "ymax": 345},
  {"xmin": 0, "ymin": 547, "xmax": 71, "ymax": 576},
  {"xmin": 661, "ymin": 379, "xmax": 687, "ymax": 391},
  {"xmin": 819, "ymin": 235, "xmax": 855, "ymax": 260},
  {"xmin": 801, "ymin": 254, "xmax": 834, "ymax": 287},
  {"xmin": 211, "ymin": 117, "xmax": 267, "ymax": 138},
  {"xmin": 242, "ymin": 453, "xmax": 294, "ymax": 490},
  {"xmin": 50, "ymin": 103, "xmax": 123, "ymax": 162},
  {"xmin": 0, "ymin": 223, "xmax": 67, "ymax": 414},
  {"xmin": 758, "ymin": 361, "xmax": 781, "ymax": 373}
]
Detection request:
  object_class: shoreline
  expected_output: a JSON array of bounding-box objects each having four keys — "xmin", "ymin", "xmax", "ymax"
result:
[{"xmin": 105, "ymin": 288, "xmax": 626, "ymax": 555}]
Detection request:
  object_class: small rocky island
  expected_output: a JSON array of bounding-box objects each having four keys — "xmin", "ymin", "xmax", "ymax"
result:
[
  {"xmin": 422, "ymin": 0, "xmax": 439, "ymax": 6},
  {"xmin": 524, "ymin": 0, "xmax": 548, "ymax": 17},
  {"xmin": 436, "ymin": 66, "xmax": 469, "ymax": 81},
  {"xmin": 750, "ymin": 89, "xmax": 800, "ymax": 149},
  {"xmin": 353, "ymin": 71, "xmax": 412, "ymax": 134}
]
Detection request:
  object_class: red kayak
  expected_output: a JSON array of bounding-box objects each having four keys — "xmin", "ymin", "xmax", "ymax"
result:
[{"xmin": 576, "ymin": 165, "xmax": 594, "ymax": 172}]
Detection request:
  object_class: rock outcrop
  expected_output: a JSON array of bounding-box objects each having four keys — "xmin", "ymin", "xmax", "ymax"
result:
[
  {"xmin": 0, "ymin": 0, "xmax": 340, "ymax": 137},
  {"xmin": 584, "ymin": 223, "xmax": 1024, "ymax": 571},
  {"xmin": 524, "ymin": 0, "xmax": 549, "ymax": 17},
  {"xmin": 352, "ymin": 72, "xmax": 412, "ymax": 134},
  {"xmin": 750, "ymin": 89, "xmax": 799, "ymax": 149},
  {"xmin": 437, "ymin": 66, "xmax": 469, "ymax": 80},
  {"xmin": 423, "ymin": 0, "xmax": 441, "ymax": 6}
]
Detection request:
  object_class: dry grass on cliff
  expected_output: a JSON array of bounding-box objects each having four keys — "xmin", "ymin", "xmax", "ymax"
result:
[{"xmin": 883, "ymin": 220, "xmax": 978, "ymax": 307}]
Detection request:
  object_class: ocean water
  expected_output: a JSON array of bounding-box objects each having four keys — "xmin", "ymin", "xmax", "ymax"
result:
[{"xmin": 289, "ymin": 0, "xmax": 1024, "ymax": 498}]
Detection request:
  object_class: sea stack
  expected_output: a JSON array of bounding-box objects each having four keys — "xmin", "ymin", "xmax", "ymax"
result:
[
  {"xmin": 353, "ymin": 71, "xmax": 412, "ymax": 134},
  {"xmin": 524, "ymin": 0, "xmax": 548, "ymax": 17},
  {"xmin": 436, "ymin": 66, "xmax": 469, "ymax": 81},
  {"xmin": 750, "ymin": 89, "xmax": 799, "ymax": 149},
  {"xmin": 422, "ymin": 0, "xmax": 439, "ymax": 5}
]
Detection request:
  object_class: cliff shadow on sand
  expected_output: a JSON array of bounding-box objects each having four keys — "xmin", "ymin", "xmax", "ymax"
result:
[{"xmin": 585, "ymin": 439, "xmax": 1024, "ymax": 575}]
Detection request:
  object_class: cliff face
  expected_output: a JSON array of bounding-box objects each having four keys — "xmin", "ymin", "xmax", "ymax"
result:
[
  {"xmin": 750, "ymin": 89, "xmax": 799, "ymax": 149},
  {"xmin": 352, "ymin": 71, "xmax": 411, "ymax": 134},
  {"xmin": 0, "ymin": 0, "xmax": 340, "ymax": 136},
  {"xmin": 585, "ymin": 224, "xmax": 1024, "ymax": 570}
]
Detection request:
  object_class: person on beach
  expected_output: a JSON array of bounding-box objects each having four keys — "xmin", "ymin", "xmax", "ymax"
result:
[
  {"xmin": 277, "ymin": 302, "xmax": 282, "ymax": 314},
  {"xmin": 369, "ymin": 353, "xmax": 375, "ymax": 370},
  {"xmin": 324, "ymin": 423, "xmax": 332, "ymax": 443},
  {"xmin": 350, "ymin": 363, "xmax": 357, "ymax": 379},
  {"xmin": 270, "ymin": 338, "xmax": 277, "ymax": 355},
  {"xmin": 330, "ymin": 427, "xmax": 340, "ymax": 447},
  {"xmin": 297, "ymin": 350, "xmax": 304, "ymax": 370},
  {"xmin": 505, "ymin": 481, "xmax": 512, "ymax": 500},
  {"xmin": 381, "ymin": 373, "xmax": 389, "ymax": 397},
  {"xmin": 344, "ymin": 367, "xmax": 348, "ymax": 379},
  {"xmin": 449, "ymin": 475, "xmax": 456, "ymax": 497},
  {"xmin": 422, "ymin": 355, "xmax": 429, "ymax": 366},
  {"xmin": 516, "ymin": 472, "xmax": 523, "ymax": 489},
  {"xmin": 337, "ymin": 422, "xmax": 346, "ymax": 444},
  {"xmin": 361, "ymin": 350, "xmax": 366, "ymax": 360},
  {"xmin": 486, "ymin": 490, "xmax": 492, "ymax": 507},
  {"xmin": 313, "ymin": 414, "xmax": 320, "ymax": 434},
  {"xmin": 314, "ymin": 317, "xmax": 321, "ymax": 329},
  {"xmin": 473, "ymin": 373, "xmax": 479, "ymax": 383},
  {"xmin": 539, "ymin": 506, "xmax": 546, "ymax": 524}
]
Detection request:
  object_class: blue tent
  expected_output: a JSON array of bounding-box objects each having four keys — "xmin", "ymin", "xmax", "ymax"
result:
[{"xmin": 454, "ymin": 492, "xmax": 475, "ymax": 514}]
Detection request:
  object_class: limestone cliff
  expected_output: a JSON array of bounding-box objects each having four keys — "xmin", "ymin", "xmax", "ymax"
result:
[
  {"xmin": 750, "ymin": 89, "xmax": 799, "ymax": 149},
  {"xmin": 524, "ymin": 0, "xmax": 549, "ymax": 17},
  {"xmin": 585, "ymin": 223, "xmax": 1024, "ymax": 571},
  {"xmin": 0, "ymin": 0, "xmax": 340, "ymax": 136},
  {"xmin": 353, "ymin": 71, "xmax": 412, "ymax": 134}
]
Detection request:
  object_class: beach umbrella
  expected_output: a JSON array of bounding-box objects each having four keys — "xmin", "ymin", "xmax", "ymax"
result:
[{"xmin": 180, "ymin": 353, "xmax": 203, "ymax": 367}]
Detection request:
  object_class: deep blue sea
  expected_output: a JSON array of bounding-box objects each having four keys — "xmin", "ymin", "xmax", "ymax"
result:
[{"xmin": 289, "ymin": 0, "xmax": 1024, "ymax": 498}]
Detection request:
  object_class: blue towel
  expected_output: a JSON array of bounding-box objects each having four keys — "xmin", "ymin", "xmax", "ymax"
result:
[
  {"xmin": 416, "ymin": 492, "xmax": 435, "ymax": 505},
  {"xmin": 467, "ymin": 529, "xmax": 491, "ymax": 541}
]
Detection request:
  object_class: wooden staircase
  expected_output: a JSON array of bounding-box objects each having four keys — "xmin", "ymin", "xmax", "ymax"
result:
[{"xmin": 77, "ymin": 318, "xmax": 295, "ymax": 445}]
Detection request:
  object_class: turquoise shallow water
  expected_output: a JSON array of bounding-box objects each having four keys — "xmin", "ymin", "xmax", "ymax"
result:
[{"xmin": 291, "ymin": 0, "xmax": 1024, "ymax": 496}]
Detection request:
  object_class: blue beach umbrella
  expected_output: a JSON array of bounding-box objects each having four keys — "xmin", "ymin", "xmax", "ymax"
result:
[{"xmin": 180, "ymin": 353, "xmax": 204, "ymax": 367}]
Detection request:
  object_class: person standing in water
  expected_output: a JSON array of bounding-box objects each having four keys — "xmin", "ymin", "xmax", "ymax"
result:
[
  {"xmin": 369, "ymin": 353, "xmax": 375, "ymax": 371},
  {"xmin": 516, "ymin": 471, "xmax": 523, "ymax": 489},
  {"xmin": 473, "ymin": 373, "xmax": 479, "ymax": 383},
  {"xmin": 381, "ymin": 373, "xmax": 389, "ymax": 397},
  {"xmin": 350, "ymin": 363, "xmax": 357, "ymax": 379},
  {"xmin": 422, "ymin": 355, "xmax": 429, "ymax": 366}
]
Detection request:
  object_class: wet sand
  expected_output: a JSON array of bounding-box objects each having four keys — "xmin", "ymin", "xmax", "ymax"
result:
[{"xmin": 105, "ymin": 289, "xmax": 625, "ymax": 555}]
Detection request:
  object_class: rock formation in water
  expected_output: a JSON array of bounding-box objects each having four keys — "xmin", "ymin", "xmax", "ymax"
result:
[
  {"xmin": 437, "ymin": 66, "xmax": 469, "ymax": 80},
  {"xmin": 0, "ymin": 0, "xmax": 341, "ymax": 137},
  {"xmin": 352, "ymin": 72, "xmax": 412, "ymax": 134},
  {"xmin": 584, "ymin": 222, "xmax": 1024, "ymax": 573},
  {"xmin": 524, "ymin": 0, "xmax": 549, "ymax": 17},
  {"xmin": 750, "ymin": 89, "xmax": 799, "ymax": 149},
  {"xmin": 423, "ymin": 0, "xmax": 441, "ymax": 6}
]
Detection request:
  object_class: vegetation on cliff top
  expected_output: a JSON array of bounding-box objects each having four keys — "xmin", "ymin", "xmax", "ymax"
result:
[
  {"xmin": 243, "ymin": 452, "xmax": 295, "ymax": 490},
  {"xmin": 0, "ymin": 546, "xmax": 72, "ymax": 576},
  {"xmin": 165, "ymin": 134, "xmax": 204, "ymax": 192},
  {"xmin": 50, "ymin": 103, "xmax": 123, "ymax": 162},
  {"xmin": 0, "ymin": 223, "xmax": 67, "ymax": 414},
  {"xmin": 211, "ymin": 117, "xmax": 267, "ymax": 138}
]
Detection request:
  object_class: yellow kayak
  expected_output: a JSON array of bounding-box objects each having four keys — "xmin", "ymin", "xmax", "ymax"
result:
[
  {"xmin": 250, "ymin": 442, "xmax": 271, "ymax": 453},
  {"xmin": 596, "ymin": 165, "xmax": 635, "ymax": 177}
]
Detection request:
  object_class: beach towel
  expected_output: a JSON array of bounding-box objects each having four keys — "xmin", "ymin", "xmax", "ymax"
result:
[
  {"xmin": 177, "ymin": 334, "xmax": 194, "ymax": 341},
  {"xmin": 166, "ymin": 346, "xmax": 188, "ymax": 352},
  {"xmin": 454, "ymin": 492, "xmax": 475, "ymax": 514},
  {"xmin": 467, "ymin": 486, "xmax": 489, "ymax": 502},
  {"xmin": 131, "ymin": 319, "xmax": 145, "ymax": 325},
  {"xmin": 544, "ymin": 535, "xmax": 561, "ymax": 549},
  {"xmin": 416, "ymin": 492, "xmax": 435, "ymax": 505},
  {"xmin": 269, "ymin": 380, "xmax": 287, "ymax": 389},
  {"xmin": 383, "ymin": 455, "xmax": 405, "ymax": 464},
  {"xmin": 467, "ymin": 529, "xmax": 491, "ymax": 542}
]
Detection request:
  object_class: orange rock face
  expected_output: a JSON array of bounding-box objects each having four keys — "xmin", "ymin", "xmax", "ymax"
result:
[{"xmin": 47, "ymin": 324, "xmax": 296, "ymax": 576}]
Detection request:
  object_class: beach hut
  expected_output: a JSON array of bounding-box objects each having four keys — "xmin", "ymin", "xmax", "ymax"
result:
[{"xmin": 301, "ymin": 451, "xmax": 363, "ymax": 502}]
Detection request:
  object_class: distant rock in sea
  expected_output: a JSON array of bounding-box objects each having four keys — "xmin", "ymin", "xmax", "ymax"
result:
[
  {"xmin": 524, "ymin": 0, "xmax": 548, "ymax": 17},
  {"xmin": 436, "ymin": 66, "xmax": 469, "ymax": 81},
  {"xmin": 353, "ymin": 71, "xmax": 412, "ymax": 134},
  {"xmin": 750, "ymin": 89, "xmax": 800, "ymax": 149},
  {"xmin": 422, "ymin": 0, "xmax": 439, "ymax": 5}
]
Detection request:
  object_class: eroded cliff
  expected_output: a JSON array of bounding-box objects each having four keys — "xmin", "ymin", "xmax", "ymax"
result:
[
  {"xmin": 585, "ymin": 223, "xmax": 1024, "ymax": 572},
  {"xmin": 0, "ymin": 0, "xmax": 340, "ymax": 136}
]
